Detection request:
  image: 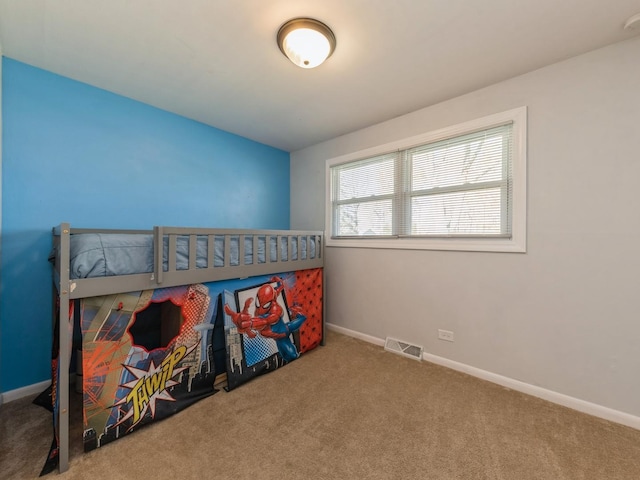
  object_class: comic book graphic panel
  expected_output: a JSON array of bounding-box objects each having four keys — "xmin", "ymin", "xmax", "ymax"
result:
[
  {"xmin": 235, "ymin": 282, "xmax": 292, "ymax": 367},
  {"xmin": 223, "ymin": 283, "xmax": 284, "ymax": 391},
  {"xmin": 289, "ymin": 269, "xmax": 323, "ymax": 353},
  {"xmin": 223, "ymin": 273, "xmax": 317, "ymax": 391},
  {"xmin": 223, "ymin": 290, "xmax": 244, "ymax": 378},
  {"xmin": 79, "ymin": 285, "xmax": 218, "ymax": 453}
]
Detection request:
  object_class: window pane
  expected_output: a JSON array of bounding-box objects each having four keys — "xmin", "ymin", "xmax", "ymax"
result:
[
  {"xmin": 337, "ymin": 200, "xmax": 393, "ymax": 236},
  {"xmin": 411, "ymin": 128, "xmax": 506, "ymax": 191},
  {"xmin": 411, "ymin": 188, "xmax": 502, "ymax": 235},
  {"xmin": 337, "ymin": 155, "xmax": 395, "ymax": 200}
]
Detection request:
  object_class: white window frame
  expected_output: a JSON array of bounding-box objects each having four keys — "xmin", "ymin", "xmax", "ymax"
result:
[{"xmin": 325, "ymin": 107, "xmax": 527, "ymax": 253}]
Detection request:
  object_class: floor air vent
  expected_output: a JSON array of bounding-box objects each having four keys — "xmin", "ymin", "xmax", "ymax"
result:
[{"xmin": 384, "ymin": 337, "xmax": 424, "ymax": 361}]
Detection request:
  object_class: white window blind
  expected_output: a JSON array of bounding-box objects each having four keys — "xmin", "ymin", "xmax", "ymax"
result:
[
  {"xmin": 404, "ymin": 124, "xmax": 512, "ymax": 237},
  {"xmin": 332, "ymin": 153, "xmax": 397, "ymax": 237},
  {"xmin": 331, "ymin": 123, "xmax": 513, "ymax": 239}
]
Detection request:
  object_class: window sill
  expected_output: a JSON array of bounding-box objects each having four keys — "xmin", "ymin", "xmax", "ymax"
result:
[{"xmin": 326, "ymin": 236, "xmax": 526, "ymax": 253}]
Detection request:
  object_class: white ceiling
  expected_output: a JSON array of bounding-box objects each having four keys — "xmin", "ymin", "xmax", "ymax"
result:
[{"xmin": 1, "ymin": 1, "xmax": 639, "ymax": 152}]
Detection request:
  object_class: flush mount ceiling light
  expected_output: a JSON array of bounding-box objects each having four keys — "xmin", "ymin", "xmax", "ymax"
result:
[{"xmin": 277, "ymin": 18, "xmax": 336, "ymax": 69}]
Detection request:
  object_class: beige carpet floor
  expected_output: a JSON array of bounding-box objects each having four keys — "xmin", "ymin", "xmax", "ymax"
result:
[{"xmin": 2, "ymin": 330, "xmax": 640, "ymax": 479}]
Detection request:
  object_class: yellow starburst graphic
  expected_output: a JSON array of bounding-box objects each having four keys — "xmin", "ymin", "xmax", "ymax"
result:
[{"xmin": 113, "ymin": 343, "xmax": 198, "ymax": 429}]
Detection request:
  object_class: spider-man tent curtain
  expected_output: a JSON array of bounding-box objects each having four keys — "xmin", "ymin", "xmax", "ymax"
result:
[{"xmin": 45, "ymin": 268, "xmax": 322, "ymax": 472}]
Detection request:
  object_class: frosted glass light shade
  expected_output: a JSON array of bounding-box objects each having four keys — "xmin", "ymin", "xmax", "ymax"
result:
[{"xmin": 277, "ymin": 18, "xmax": 336, "ymax": 69}]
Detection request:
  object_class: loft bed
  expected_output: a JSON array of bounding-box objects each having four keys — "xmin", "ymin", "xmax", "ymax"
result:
[{"xmin": 49, "ymin": 223, "xmax": 324, "ymax": 474}]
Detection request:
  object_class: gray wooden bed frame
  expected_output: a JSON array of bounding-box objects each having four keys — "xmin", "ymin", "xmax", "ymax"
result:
[{"xmin": 51, "ymin": 222, "xmax": 324, "ymax": 473}]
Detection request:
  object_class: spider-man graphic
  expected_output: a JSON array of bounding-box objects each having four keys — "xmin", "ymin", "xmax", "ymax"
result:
[{"xmin": 224, "ymin": 276, "xmax": 306, "ymax": 362}]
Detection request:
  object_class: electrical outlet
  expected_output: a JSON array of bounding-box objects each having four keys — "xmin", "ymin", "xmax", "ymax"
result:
[{"xmin": 438, "ymin": 329, "xmax": 454, "ymax": 342}]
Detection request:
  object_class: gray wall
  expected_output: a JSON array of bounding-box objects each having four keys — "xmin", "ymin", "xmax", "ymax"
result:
[{"xmin": 291, "ymin": 36, "xmax": 640, "ymax": 418}]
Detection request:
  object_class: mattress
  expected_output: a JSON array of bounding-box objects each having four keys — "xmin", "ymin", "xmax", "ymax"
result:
[{"xmin": 65, "ymin": 233, "xmax": 317, "ymax": 279}]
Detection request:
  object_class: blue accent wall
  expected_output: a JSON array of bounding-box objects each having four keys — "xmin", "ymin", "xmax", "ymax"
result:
[{"xmin": 0, "ymin": 58, "xmax": 290, "ymax": 392}]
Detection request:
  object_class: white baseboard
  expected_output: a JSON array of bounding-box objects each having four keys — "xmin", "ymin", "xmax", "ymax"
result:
[
  {"xmin": 326, "ymin": 323, "xmax": 640, "ymax": 430},
  {"xmin": 0, "ymin": 379, "xmax": 51, "ymax": 405},
  {"xmin": 328, "ymin": 323, "xmax": 387, "ymax": 347}
]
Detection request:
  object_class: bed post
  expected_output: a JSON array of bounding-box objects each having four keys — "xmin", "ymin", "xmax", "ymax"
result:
[
  {"xmin": 321, "ymin": 233, "xmax": 326, "ymax": 346},
  {"xmin": 154, "ymin": 226, "xmax": 163, "ymax": 285},
  {"xmin": 57, "ymin": 223, "xmax": 71, "ymax": 473}
]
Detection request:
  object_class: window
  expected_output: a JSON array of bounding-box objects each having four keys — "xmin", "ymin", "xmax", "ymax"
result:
[{"xmin": 326, "ymin": 107, "xmax": 527, "ymax": 252}]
